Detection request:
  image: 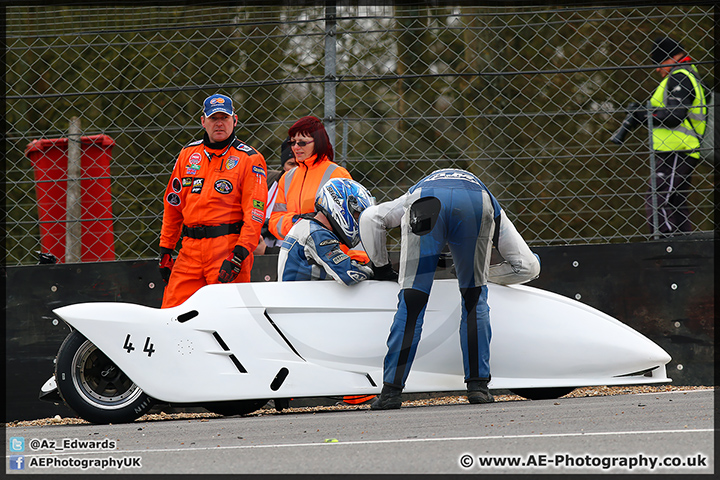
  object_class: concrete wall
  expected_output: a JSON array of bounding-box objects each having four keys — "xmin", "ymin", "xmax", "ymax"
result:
[{"xmin": 5, "ymin": 237, "xmax": 713, "ymax": 422}]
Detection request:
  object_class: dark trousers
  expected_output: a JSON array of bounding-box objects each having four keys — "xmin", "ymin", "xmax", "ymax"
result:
[{"xmin": 645, "ymin": 151, "xmax": 697, "ymax": 234}]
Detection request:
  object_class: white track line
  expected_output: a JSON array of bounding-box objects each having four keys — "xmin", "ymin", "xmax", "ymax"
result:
[{"xmin": 19, "ymin": 428, "xmax": 714, "ymax": 456}]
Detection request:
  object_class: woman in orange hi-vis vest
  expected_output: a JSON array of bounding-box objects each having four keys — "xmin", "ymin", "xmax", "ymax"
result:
[
  {"xmin": 269, "ymin": 116, "xmax": 374, "ymax": 405},
  {"xmin": 268, "ymin": 116, "xmax": 369, "ymax": 264}
]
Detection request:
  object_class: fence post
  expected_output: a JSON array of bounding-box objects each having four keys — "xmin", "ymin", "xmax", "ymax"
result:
[
  {"xmin": 66, "ymin": 116, "xmax": 82, "ymax": 263},
  {"xmin": 324, "ymin": 1, "xmax": 337, "ymax": 148},
  {"xmin": 341, "ymin": 118, "xmax": 349, "ymax": 168},
  {"xmin": 646, "ymin": 103, "xmax": 660, "ymax": 239}
]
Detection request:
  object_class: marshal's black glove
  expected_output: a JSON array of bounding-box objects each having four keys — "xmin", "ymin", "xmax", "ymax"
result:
[
  {"xmin": 372, "ymin": 262, "xmax": 398, "ymax": 282},
  {"xmin": 218, "ymin": 245, "xmax": 249, "ymax": 283},
  {"xmin": 158, "ymin": 247, "xmax": 175, "ymax": 284}
]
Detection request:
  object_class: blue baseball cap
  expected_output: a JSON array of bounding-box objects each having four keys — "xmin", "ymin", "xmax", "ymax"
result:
[{"xmin": 203, "ymin": 94, "xmax": 234, "ymax": 117}]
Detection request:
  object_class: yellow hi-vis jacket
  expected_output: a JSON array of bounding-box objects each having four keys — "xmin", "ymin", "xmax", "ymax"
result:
[{"xmin": 650, "ymin": 64, "xmax": 707, "ymax": 159}]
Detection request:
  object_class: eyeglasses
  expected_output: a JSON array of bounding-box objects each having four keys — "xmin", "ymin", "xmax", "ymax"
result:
[{"xmin": 288, "ymin": 140, "xmax": 314, "ymax": 147}]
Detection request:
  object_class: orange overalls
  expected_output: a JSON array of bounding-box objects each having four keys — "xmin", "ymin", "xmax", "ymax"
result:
[
  {"xmin": 268, "ymin": 154, "xmax": 369, "ymax": 262},
  {"xmin": 159, "ymin": 136, "xmax": 267, "ymax": 308}
]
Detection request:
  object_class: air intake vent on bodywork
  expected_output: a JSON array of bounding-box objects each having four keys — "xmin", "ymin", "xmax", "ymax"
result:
[
  {"xmin": 271, "ymin": 368, "xmax": 289, "ymax": 391},
  {"xmin": 177, "ymin": 310, "xmax": 199, "ymax": 323},
  {"xmin": 614, "ymin": 366, "xmax": 658, "ymax": 377},
  {"xmin": 264, "ymin": 310, "xmax": 304, "ymax": 361},
  {"xmin": 212, "ymin": 331, "xmax": 247, "ymax": 374}
]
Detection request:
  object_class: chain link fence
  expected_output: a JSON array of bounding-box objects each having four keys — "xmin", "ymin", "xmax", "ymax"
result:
[{"xmin": 5, "ymin": 4, "xmax": 715, "ymax": 266}]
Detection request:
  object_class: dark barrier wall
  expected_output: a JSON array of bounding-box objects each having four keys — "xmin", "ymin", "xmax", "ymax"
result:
[
  {"xmin": 5, "ymin": 237, "xmax": 713, "ymax": 422},
  {"xmin": 528, "ymin": 237, "xmax": 714, "ymax": 387}
]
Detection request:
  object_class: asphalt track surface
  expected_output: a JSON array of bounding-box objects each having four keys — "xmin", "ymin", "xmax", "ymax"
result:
[{"xmin": 6, "ymin": 390, "xmax": 714, "ymax": 475}]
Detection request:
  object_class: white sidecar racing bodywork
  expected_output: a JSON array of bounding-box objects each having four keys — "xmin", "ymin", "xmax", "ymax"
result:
[{"xmin": 46, "ymin": 279, "xmax": 671, "ymax": 423}]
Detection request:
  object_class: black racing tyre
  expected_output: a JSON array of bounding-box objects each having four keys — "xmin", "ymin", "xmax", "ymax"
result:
[
  {"xmin": 203, "ymin": 399, "xmax": 269, "ymax": 416},
  {"xmin": 510, "ymin": 387, "xmax": 576, "ymax": 400},
  {"xmin": 55, "ymin": 331, "xmax": 154, "ymax": 424}
]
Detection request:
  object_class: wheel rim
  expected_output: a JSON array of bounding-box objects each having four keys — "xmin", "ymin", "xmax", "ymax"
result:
[{"xmin": 71, "ymin": 339, "xmax": 144, "ymax": 410}]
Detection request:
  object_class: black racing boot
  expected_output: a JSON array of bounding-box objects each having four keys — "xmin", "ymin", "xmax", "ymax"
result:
[
  {"xmin": 370, "ymin": 385, "xmax": 403, "ymax": 410},
  {"xmin": 466, "ymin": 379, "xmax": 494, "ymax": 404}
]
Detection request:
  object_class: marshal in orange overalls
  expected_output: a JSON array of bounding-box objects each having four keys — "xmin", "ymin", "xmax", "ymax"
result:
[{"xmin": 159, "ymin": 136, "xmax": 267, "ymax": 308}]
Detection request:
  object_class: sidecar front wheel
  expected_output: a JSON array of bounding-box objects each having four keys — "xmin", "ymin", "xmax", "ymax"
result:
[{"xmin": 55, "ymin": 331, "xmax": 154, "ymax": 424}]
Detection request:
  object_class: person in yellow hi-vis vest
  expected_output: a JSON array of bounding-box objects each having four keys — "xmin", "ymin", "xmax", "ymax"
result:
[{"xmin": 617, "ymin": 36, "xmax": 708, "ymax": 234}]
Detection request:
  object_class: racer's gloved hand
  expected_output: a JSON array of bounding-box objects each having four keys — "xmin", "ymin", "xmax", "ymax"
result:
[
  {"xmin": 158, "ymin": 247, "xmax": 175, "ymax": 284},
  {"xmin": 372, "ymin": 262, "xmax": 398, "ymax": 281},
  {"xmin": 218, "ymin": 246, "xmax": 249, "ymax": 283}
]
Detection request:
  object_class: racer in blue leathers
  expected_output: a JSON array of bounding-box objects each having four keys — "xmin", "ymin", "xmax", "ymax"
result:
[
  {"xmin": 359, "ymin": 168, "xmax": 541, "ymax": 409},
  {"xmin": 277, "ymin": 178, "xmax": 374, "ymax": 286},
  {"xmin": 277, "ymin": 214, "xmax": 373, "ymax": 284}
]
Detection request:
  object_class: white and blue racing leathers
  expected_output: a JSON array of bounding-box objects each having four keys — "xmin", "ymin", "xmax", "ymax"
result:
[
  {"xmin": 359, "ymin": 168, "xmax": 540, "ymax": 389},
  {"xmin": 277, "ymin": 214, "xmax": 373, "ymax": 285}
]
